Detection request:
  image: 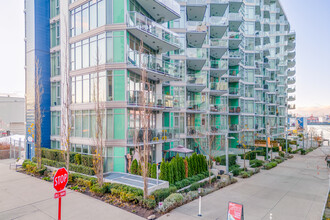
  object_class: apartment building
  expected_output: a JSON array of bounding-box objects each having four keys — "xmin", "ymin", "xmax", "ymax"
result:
[{"xmin": 25, "ymin": 0, "xmax": 296, "ymax": 172}]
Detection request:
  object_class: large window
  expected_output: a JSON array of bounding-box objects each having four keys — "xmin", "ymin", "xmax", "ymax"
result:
[
  {"xmin": 51, "ymin": 81, "xmax": 61, "ymax": 106},
  {"xmin": 50, "ymin": 0, "xmax": 60, "ymax": 18},
  {"xmin": 71, "ymin": 32, "xmax": 122, "ymax": 71},
  {"xmin": 50, "ymin": 21, "xmax": 60, "ymax": 48},
  {"xmin": 71, "ymin": 71, "xmax": 107, "ymax": 104},
  {"xmin": 51, "ymin": 111, "xmax": 61, "ymax": 136},
  {"xmin": 51, "ymin": 51, "xmax": 61, "ymax": 77},
  {"xmin": 70, "ymin": 0, "xmax": 115, "ymax": 37}
]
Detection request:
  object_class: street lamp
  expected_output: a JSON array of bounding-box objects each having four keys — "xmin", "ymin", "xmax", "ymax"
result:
[{"xmin": 226, "ymin": 135, "xmax": 235, "ymax": 174}]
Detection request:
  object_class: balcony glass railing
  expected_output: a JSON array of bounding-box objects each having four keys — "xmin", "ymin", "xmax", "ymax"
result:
[
  {"xmin": 127, "ymin": 127, "xmax": 179, "ymax": 144},
  {"xmin": 210, "ymin": 60, "xmax": 228, "ymax": 69},
  {"xmin": 187, "ymin": 21, "xmax": 207, "ymax": 32},
  {"xmin": 209, "ymin": 124, "xmax": 227, "ymax": 133},
  {"xmin": 210, "ymin": 39, "xmax": 227, "ymax": 47},
  {"xmin": 186, "ymin": 74, "xmax": 207, "ymax": 85},
  {"xmin": 187, "ymin": 0, "xmax": 207, "ymax": 4},
  {"xmin": 229, "ymin": 87, "xmax": 239, "ymax": 95},
  {"xmin": 229, "ymin": 50, "xmax": 241, "ymax": 58},
  {"xmin": 186, "ymin": 48, "xmax": 208, "ymax": 59},
  {"xmin": 208, "ymin": 16, "xmax": 228, "ymax": 26},
  {"xmin": 228, "ymin": 13, "xmax": 243, "ymax": 21},
  {"xmin": 127, "ymin": 91, "xmax": 177, "ymax": 108},
  {"xmin": 187, "ymin": 126, "xmax": 206, "ymax": 137},
  {"xmin": 127, "ymin": 49, "xmax": 183, "ymax": 78},
  {"xmin": 127, "ymin": 11, "xmax": 180, "ymax": 47},
  {"xmin": 186, "ymin": 100, "xmax": 206, "ymax": 111},
  {"xmin": 229, "ymin": 106, "xmax": 241, "ymax": 113},
  {"xmin": 210, "ymin": 82, "xmax": 228, "ymax": 91},
  {"xmin": 229, "ymin": 69, "xmax": 239, "ymax": 77},
  {"xmin": 209, "ymin": 104, "xmax": 227, "ymax": 113},
  {"xmin": 228, "ymin": 32, "xmax": 242, "ymax": 39},
  {"xmin": 229, "ymin": 124, "xmax": 239, "ymax": 131}
]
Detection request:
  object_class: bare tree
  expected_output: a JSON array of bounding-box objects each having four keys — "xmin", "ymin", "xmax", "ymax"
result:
[
  {"xmin": 92, "ymin": 50, "xmax": 105, "ymax": 187},
  {"xmin": 135, "ymin": 41, "xmax": 152, "ymax": 199},
  {"xmin": 35, "ymin": 59, "xmax": 43, "ymax": 169},
  {"xmin": 193, "ymin": 126, "xmax": 218, "ymax": 185},
  {"xmin": 60, "ymin": 16, "xmax": 71, "ymax": 171}
]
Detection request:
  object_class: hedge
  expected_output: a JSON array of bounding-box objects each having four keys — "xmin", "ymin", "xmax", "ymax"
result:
[
  {"xmin": 40, "ymin": 158, "xmax": 95, "ymax": 175},
  {"xmin": 159, "ymin": 153, "xmax": 208, "ymax": 185},
  {"xmin": 152, "ymin": 186, "xmax": 177, "ymax": 203},
  {"xmin": 41, "ymin": 148, "xmax": 94, "ymax": 168},
  {"xmin": 219, "ymin": 154, "xmax": 237, "ymax": 167}
]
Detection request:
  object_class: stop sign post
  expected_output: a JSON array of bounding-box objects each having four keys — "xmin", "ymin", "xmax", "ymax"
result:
[{"xmin": 53, "ymin": 168, "xmax": 68, "ymax": 220}]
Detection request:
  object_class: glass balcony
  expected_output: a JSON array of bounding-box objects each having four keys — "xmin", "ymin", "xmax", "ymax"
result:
[
  {"xmin": 210, "ymin": 82, "xmax": 228, "ymax": 91},
  {"xmin": 187, "ymin": 0, "xmax": 207, "ymax": 3},
  {"xmin": 186, "ymin": 21, "xmax": 207, "ymax": 47},
  {"xmin": 209, "ymin": 104, "xmax": 228, "ymax": 113},
  {"xmin": 229, "ymin": 106, "xmax": 241, "ymax": 114},
  {"xmin": 127, "ymin": 127, "xmax": 179, "ymax": 145},
  {"xmin": 211, "ymin": 59, "xmax": 227, "ymax": 68},
  {"xmin": 127, "ymin": 11, "xmax": 180, "ymax": 52},
  {"xmin": 186, "ymin": 100, "xmax": 206, "ymax": 111},
  {"xmin": 229, "ymin": 124, "xmax": 239, "ymax": 132},
  {"xmin": 287, "ymin": 69, "xmax": 296, "ymax": 77},
  {"xmin": 127, "ymin": 91, "xmax": 177, "ymax": 108},
  {"xmin": 210, "ymin": 39, "xmax": 227, "ymax": 47},
  {"xmin": 187, "ymin": 126, "xmax": 206, "ymax": 137},
  {"xmin": 288, "ymin": 104, "xmax": 296, "ymax": 110},
  {"xmin": 209, "ymin": 124, "xmax": 227, "ymax": 133},
  {"xmin": 134, "ymin": 0, "xmax": 180, "ymax": 23},
  {"xmin": 186, "ymin": 0, "xmax": 207, "ymax": 21},
  {"xmin": 228, "ymin": 13, "xmax": 242, "ymax": 21},
  {"xmin": 229, "ymin": 87, "xmax": 240, "ymax": 95},
  {"xmin": 287, "ymin": 87, "xmax": 296, "ymax": 93},
  {"xmin": 186, "ymin": 48, "xmax": 208, "ymax": 59},
  {"xmin": 229, "ymin": 50, "xmax": 241, "ymax": 58},
  {"xmin": 287, "ymin": 77, "xmax": 296, "ymax": 85},
  {"xmin": 228, "ymin": 69, "xmax": 240, "ymax": 81},
  {"xmin": 127, "ymin": 49, "xmax": 182, "ymax": 80},
  {"xmin": 288, "ymin": 95, "xmax": 296, "ymax": 102},
  {"xmin": 186, "ymin": 73, "xmax": 207, "ymax": 85}
]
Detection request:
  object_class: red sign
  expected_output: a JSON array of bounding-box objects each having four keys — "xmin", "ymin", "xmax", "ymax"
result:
[
  {"xmin": 53, "ymin": 168, "xmax": 68, "ymax": 192},
  {"xmin": 228, "ymin": 202, "xmax": 244, "ymax": 220},
  {"xmin": 54, "ymin": 190, "xmax": 66, "ymax": 199}
]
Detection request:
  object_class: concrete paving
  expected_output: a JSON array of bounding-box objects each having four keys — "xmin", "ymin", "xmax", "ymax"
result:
[
  {"xmin": 0, "ymin": 159, "xmax": 144, "ymax": 220},
  {"xmin": 160, "ymin": 146, "xmax": 330, "ymax": 220}
]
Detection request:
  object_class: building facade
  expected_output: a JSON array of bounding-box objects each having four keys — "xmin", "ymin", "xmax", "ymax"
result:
[{"xmin": 25, "ymin": 0, "xmax": 296, "ymax": 173}]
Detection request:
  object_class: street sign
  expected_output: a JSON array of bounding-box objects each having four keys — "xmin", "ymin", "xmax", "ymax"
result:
[
  {"xmin": 53, "ymin": 168, "xmax": 68, "ymax": 220},
  {"xmin": 54, "ymin": 190, "xmax": 66, "ymax": 199},
  {"xmin": 53, "ymin": 168, "xmax": 68, "ymax": 192},
  {"xmin": 228, "ymin": 202, "xmax": 244, "ymax": 220}
]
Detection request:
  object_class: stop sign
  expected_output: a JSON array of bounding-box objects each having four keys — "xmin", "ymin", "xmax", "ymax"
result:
[{"xmin": 53, "ymin": 168, "xmax": 68, "ymax": 192}]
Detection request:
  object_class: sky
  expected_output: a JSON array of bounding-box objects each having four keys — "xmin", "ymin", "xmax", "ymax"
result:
[{"xmin": 0, "ymin": 0, "xmax": 329, "ymax": 116}]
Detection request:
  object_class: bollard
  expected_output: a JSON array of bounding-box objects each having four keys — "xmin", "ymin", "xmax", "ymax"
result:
[{"xmin": 198, "ymin": 188, "xmax": 202, "ymax": 217}]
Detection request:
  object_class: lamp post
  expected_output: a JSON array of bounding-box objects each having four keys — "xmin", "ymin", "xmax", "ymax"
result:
[{"xmin": 226, "ymin": 135, "xmax": 235, "ymax": 174}]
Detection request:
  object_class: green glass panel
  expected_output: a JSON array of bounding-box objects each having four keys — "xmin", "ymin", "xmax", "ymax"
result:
[
  {"xmin": 113, "ymin": 31, "xmax": 125, "ymax": 63},
  {"xmin": 113, "ymin": 147, "xmax": 125, "ymax": 172},
  {"xmin": 113, "ymin": 0, "xmax": 124, "ymax": 23},
  {"xmin": 113, "ymin": 70, "xmax": 125, "ymax": 101},
  {"xmin": 114, "ymin": 109, "xmax": 125, "ymax": 139}
]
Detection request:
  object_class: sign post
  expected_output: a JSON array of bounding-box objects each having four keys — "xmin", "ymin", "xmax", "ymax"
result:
[
  {"xmin": 53, "ymin": 168, "xmax": 68, "ymax": 220},
  {"xmin": 227, "ymin": 201, "xmax": 244, "ymax": 220}
]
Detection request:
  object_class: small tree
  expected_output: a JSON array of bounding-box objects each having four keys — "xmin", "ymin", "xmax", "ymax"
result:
[
  {"xmin": 130, "ymin": 159, "xmax": 138, "ymax": 175},
  {"xmin": 35, "ymin": 59, "xmax": 43, "ymax": 169}
]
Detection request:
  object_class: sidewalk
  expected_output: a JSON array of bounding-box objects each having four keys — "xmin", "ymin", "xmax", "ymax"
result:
[
  {"xmin": 160, "ymin": 146, "xmax": 330, "ymax": 220},
  {"xmin": 0, "ymin": 159, "xmax": 144, "ymax": 220}
]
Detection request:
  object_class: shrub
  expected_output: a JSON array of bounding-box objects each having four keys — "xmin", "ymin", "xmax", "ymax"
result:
[
  {"xmin": 240, "ymin": 171, "xmax": 250, "ymax": 178},
  {"xmin": 152, "ymin": 186, "xmax": 177, "ymax": 203},
  {"xmin": 130, "ymin": 159, "xmax": 139, "ymax": 175},
  {"xmin": 140, "ymin": 198, "xmax": 156, "ymax": 209},
  {"xmin": 151, "ymin": 163, "xmax": 157, "ymax": 179},
  {"xmin": 214, "ymin": 156, "xmax": 221, "ymax": 164},
  {"xmin": 74, "ymin": 154, "xmax": 81, "ymax": 165},
  {"xmin": 279, "ymin": 151, "xmax": 285, "ymax": 157},
  {"xmin": 190, "ymin": 182, "xmax": 201, "ymax": 191},
  {"xmin": 164, "ymin": 193, "xmax": 184, "ymax": 204},
  {"xmin": 41, "ymin": 158, "xmax": 95, "ymax": 175},
  {"xmin": 159, "ymin": 160, "xmax": 167, "ymax": 180},
  {"xmin": 301, "ymin": 149, "xmax": 306, "ymax": 155},
  {"xmin": 219, "ymin": 154, "xmax": 237, "ymax": 167},
  {"xmin": 90, "ymin": 185, "xmax": 107, "ymax": 196},
  {"xmin": 76, "ymin": 178, "xmax": 92, "ymax": 188},
  {"xmin": 22, "ymin": 159, "xmax": 33, "ymax": 169},
  {"xmin": 250, "ymin": 159, "xmax": 264, "ymax": 168},
  {"xmin": 264, "ymin": 162, "xmax": 277, "ymax": 170},
  {"xmin": 232, "ymin": 168, "xmax": 242, "ymax": 176},
  {"xmin": 81, "ymin": 155, "xmax": 93, "ymax": 167}
]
